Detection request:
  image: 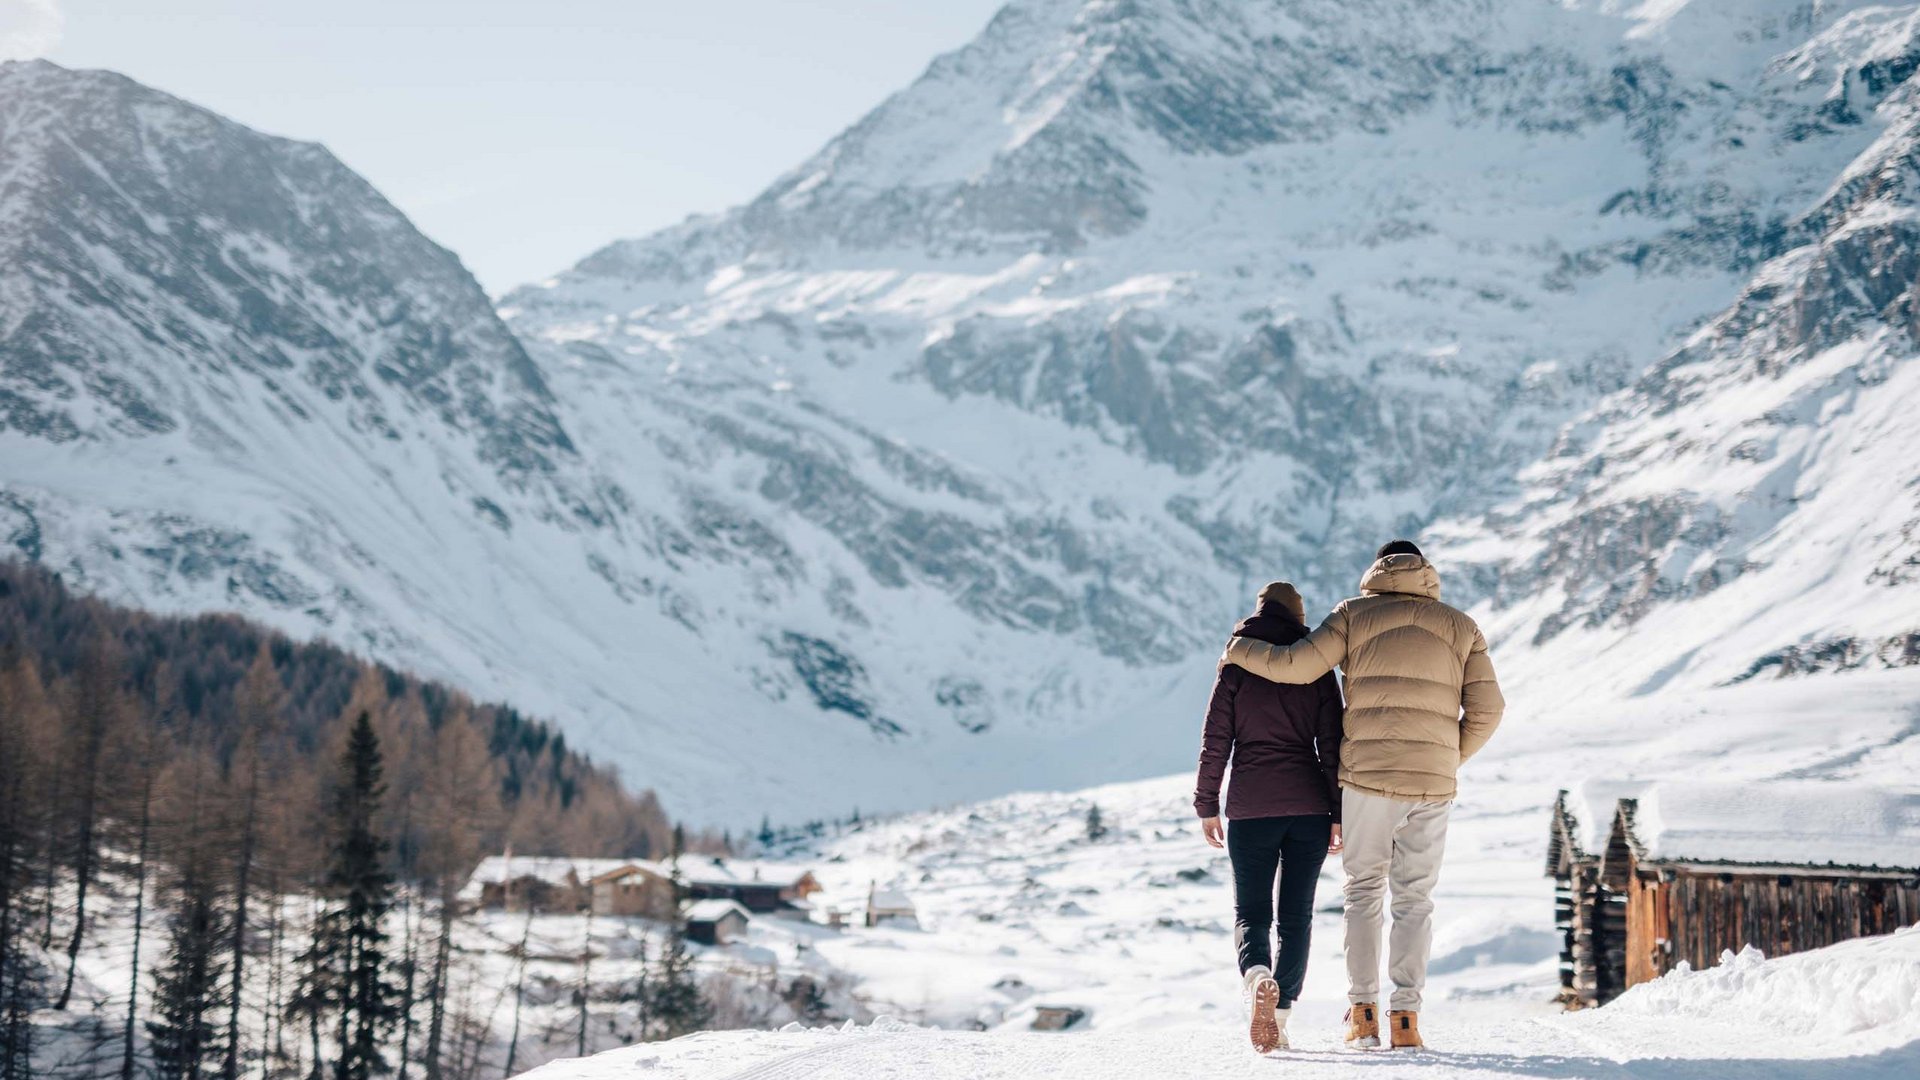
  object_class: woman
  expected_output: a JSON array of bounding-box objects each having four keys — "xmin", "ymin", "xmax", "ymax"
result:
[{"xmin": 1194, "ymin": 580, "xmax": 1344, "ymax": 1053}]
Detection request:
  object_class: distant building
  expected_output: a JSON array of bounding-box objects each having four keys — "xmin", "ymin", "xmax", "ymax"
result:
[
  {"xmin": 865, "ymin": 883, "xmax": 917, "ymax": 928},
  {"xmin": 680, "ymin": 857, "xmax": 823, "ymax": 918},
  {"xmin": 587, "ymin": 862, "xmax": 677, "ymax": 919},
  {"xmin": 462, "ymin": 856, "xmax": 646, "ymax": 914},
  {"xmin": 684, "ymin": 899, "xmax": 752, "ymax": 946},
  {"xmin": 1549, "ymin": 781, "xmax": 1920, "ymax": 1008},
  {"xmin": 464, "ymin": 854, "xmax": 823, "ymax": 922}
]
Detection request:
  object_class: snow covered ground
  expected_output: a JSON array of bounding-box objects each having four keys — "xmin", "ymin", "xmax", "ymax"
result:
[
  {"xmin": 513, "ymin": 664, "xmax": 1920, "ymax": 1077},
  {"xmin": 520, "ymin": 931, "xmax": 1920, "ymax": 1079}
]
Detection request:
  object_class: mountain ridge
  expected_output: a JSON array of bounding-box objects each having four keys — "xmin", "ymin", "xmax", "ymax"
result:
[{"xmin": 5, "ymin": 2, "xmax": 1920, "ymax": 823}]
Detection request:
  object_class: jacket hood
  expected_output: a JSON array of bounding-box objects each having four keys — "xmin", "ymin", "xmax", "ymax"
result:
[{"xmin": 1358, "ymin": 553, "xmax": 1441, "ymax": 600}]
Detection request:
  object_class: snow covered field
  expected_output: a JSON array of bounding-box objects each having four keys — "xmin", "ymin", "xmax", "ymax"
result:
[
  {"xmin": 510, "ymin": 664, "xmax": 1920, "ymax": 1077},
  {"xmin": 521, "ymin": 927, "xmax": 1920, "ymax": 1080}
]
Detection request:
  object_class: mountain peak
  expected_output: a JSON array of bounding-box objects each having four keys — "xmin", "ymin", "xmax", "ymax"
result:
[{"xmin": 0, "ymin": 63, "xmax": 573, "ymax": 482}]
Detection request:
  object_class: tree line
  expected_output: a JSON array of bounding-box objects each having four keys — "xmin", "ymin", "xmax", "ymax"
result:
[{"xmin": 0, "ymin": 560, "xmax": 724, "ymax": 1078}]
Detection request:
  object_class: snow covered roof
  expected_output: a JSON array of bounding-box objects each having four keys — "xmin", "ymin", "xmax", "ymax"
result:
[
  {"xmin": 868, "ymin": 887, "xmax": 914, "ymax": 912},
  {"xmin": 683, "ymin": 899, "xmax": 751, "ymax": 924},
  {"xmin": 460, "ymin": 856, "xmax": 665, "ymax": 899},
  {"xmin": 679, "ymin": 857, "xmax": 815, "ymax": 889},
  {"xmin": 587, "ymin": 860, "xmax": 672, "ymax": 883},
  {"xmin": 1561, "ymin": 779, "xmax": 1654, "ymax": 858},
  {"xmin": 1621, "ymin": 782, "xmax": 1920, "ymax": 872}
]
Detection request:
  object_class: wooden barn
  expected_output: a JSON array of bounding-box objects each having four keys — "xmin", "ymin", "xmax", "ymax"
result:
[{"xmin": 1549, "ymin": 781, "xmax": 1920, "ymax": 1008}]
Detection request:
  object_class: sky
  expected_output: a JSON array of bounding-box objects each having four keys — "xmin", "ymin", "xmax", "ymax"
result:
[{"xmin": 13, "ymin": 0, "xmax": 1006, "ymax": 292}]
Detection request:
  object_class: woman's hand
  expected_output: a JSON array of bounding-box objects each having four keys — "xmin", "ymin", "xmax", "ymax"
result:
[
  {"xmin": 1201, "ymin": 816, "xmax": 1225, "ymax": 848},
  {"xmin": 1328, "ymin": 823, "xmax": 1343, "ymax": 854}
]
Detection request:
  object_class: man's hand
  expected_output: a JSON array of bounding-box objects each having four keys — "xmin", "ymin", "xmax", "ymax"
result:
[
  {"xmin": 1201, "ymin": 816, "xmax": 1225, "ymax": 848},
  {"xmin": 1327, "ymin": 823, "xmax": 1343, "ymax": 855}
]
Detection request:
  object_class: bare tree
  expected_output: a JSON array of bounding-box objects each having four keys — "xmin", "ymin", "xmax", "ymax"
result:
[{"xmin": 55, "ymin": 642, "xmax": 126, "ymax": 1010}]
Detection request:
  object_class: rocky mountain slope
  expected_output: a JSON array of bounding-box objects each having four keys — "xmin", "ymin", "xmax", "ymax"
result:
[{"xmin": 5, "ymin": 0, "xmax": 1920, "ymax": 822}]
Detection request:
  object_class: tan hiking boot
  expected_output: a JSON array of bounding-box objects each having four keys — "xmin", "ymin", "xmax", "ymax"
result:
[
  {"xmin": 1344, "ymin": 1002, "xmax": 1380, "ymax": 1048},
  {"xmin": 1388, "ymin": 1010, "xmax": 1423, "ymax": 1049},
  {"xmin": 1245, "ymin": 967, "xmax": 1282, "ymax": 1053}
]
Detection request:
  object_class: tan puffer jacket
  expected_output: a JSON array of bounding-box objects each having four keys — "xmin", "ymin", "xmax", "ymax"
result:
[{"xmin": 1218, "ymin": 554, "xmax": 1504, "ymax": 801}]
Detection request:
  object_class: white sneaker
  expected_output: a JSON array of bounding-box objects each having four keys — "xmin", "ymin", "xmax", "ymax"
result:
[{"xmin": 1243, "ymin": 967, "xmax": 1282, "ymax": 1053}]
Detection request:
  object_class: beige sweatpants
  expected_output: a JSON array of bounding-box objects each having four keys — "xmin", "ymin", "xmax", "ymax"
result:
[{"xmin": 1341, "ymin": 787, "xmax": 1451, "ymax": 1012}]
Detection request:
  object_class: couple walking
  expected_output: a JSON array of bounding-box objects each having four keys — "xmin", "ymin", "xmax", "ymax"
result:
[{"xmin": 1194, "ymin": 540, "xmax": 1504, "ymax": 1054}]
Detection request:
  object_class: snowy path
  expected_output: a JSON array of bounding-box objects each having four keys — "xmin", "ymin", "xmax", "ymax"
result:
[
  {"xmin": 522, "ymin": 1018, "xmax": 1919, "ymax": 1080},
  {"xmin": 520, "ymin": 929, "xmax": 1920, "ymax": 1079}
]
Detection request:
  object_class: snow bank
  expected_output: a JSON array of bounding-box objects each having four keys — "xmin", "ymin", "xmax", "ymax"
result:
[{"xmin": 1601, "ymin": 927, "xmax": 1920, "ymax": 1053}]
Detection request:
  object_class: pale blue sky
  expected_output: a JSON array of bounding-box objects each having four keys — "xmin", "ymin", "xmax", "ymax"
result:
[{"xmin": 30, "ymin": 0, "xmax": 1005, "ymax": 291}]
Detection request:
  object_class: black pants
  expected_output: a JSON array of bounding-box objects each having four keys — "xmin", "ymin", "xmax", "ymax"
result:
[{"xmin": 1227, "ymin": 814, "xmax": 1330, "ymax": 1008}]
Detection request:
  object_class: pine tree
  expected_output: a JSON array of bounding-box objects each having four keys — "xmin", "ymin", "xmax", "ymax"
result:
[
  {"xmin": 755, "ymin": 816, "xmax": 775, "ymax": 851},
  {"xmin": 649, "ymin": 922, "xmax": 709, "ymax": 1040},
  {"xmin": 147, "ymin": 886, "xmax": 228, "ymax": 1080},
  {"xmin": 0, "ymin": 947, "xmax": 43, "ymax": 1080},
  {"xmin": 313, "ymin": 712, "xmax": 401, "ymax": 1080},
  {"xmin": 1085, "ymin": 803, "xmax": 1107, "ymax": 841}
]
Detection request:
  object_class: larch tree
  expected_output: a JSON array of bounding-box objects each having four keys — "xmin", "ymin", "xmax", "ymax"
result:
[
  {"xmin": 221, "ymin": 645, "xmax": 286, "ymax": 1079},
  {"xmin": 119, "ymin": 664, "xmax": 177, "ymax": 1079},
  {"xmin": 416, "ymin": 706, "xmax": 497, "ymax": 1080},
  {"xmin": 0, "ymin": 657, "xmax": 55, "ymax": 1080},
  {"xmin": 54, "ymin": 642, "xmax": 127, "ymax": 1010}
]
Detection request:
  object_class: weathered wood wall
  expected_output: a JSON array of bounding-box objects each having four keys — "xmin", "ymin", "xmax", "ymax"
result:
[
  {"xmin": 1556, "ymin": 864, "xmax": 1630, "ymax": 1008},
  {"xmin": 1625, "ymin": 859, "xmax": 1920, "ymax": 987}
]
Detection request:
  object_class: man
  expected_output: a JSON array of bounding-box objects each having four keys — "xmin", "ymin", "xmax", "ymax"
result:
[{"xmin": 1217, "ymin": 540, "xmax": 1503, "ymax": 1050}]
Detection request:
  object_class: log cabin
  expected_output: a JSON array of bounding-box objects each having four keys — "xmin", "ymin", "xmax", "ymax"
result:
[
  {"xmin": 1546, "ymin": 783, "xmax": 1644, "ymax": 1008},
  {"xmin": 1549, "ymin": 781, "xmax": 1920, "ymax": 1008}
]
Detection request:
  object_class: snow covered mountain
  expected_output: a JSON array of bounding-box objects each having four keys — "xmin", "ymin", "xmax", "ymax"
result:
[{"xmin": 5, "ymin": 0, "xmax": 1920, "ymax": 823}]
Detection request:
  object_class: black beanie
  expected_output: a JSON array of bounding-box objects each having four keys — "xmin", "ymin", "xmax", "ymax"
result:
[{"xmin": 1376, "ymin": 539, "xmax": 1423, "ymax": 560}]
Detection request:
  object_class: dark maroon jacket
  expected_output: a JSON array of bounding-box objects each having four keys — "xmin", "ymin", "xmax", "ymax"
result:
[{"xmin": 1193, "ymin": 602, "xmax": 1344, "ymax": 822}]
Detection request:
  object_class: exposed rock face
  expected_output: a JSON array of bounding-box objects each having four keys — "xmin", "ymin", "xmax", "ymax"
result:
[
  {"xmin": 8, "ymin": 1, "xmax": 1920, "ymax": 820},
  {"xmin": 0, "ymin": 61, "xmax": 572, "ymax": 486},
  {"xmin": 1439, "ymin": 7, "xmax": 1920, "ymax": 694}
]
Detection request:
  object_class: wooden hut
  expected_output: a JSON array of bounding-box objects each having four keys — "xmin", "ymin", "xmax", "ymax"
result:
[
  {"xmin": 1550, "ymin": 781, "xmax": 1920, "ymax": 1007},
  {"xmin": 684, "ymin": 899, "xmax": 751, "ymax": 946},
  {"xmin": 865, "ymin": 883, "xmax": 917, "ymax": 928},
  {"xmin": 1545, "ymin": 784, "xmax": 1645, "ymax": 1008}
]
